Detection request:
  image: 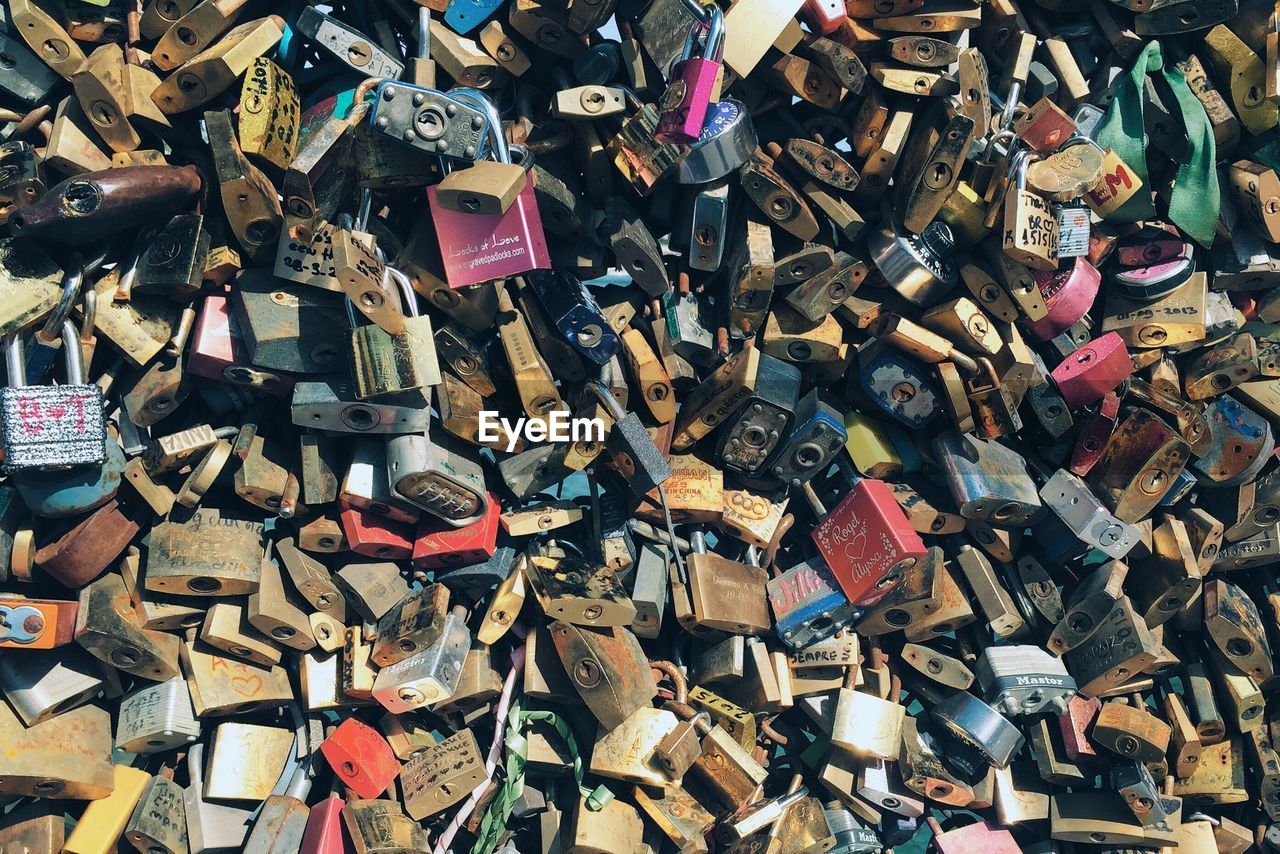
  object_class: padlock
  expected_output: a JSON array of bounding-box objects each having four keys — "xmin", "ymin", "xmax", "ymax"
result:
[
  {"xmin": 426, "ymin": 94, "xmax": 549, "ymax": 288},
  {"xmin": 855, "ymin": 341, "xmax": 941, "ymax": 429},
  {"xmin": 768, "ymin": 560, "xmax": 859, "ymax": 649},
  {"xmin": 400, "ymin": 728, "xmax": 486, "ymax": 819},
  {"xmin": 0, "ymin": 644, "xmax": 102, "ymax": 726},
  {"xmin": 653, "ymin": 5, "xmax": 724, "ymax": 145},
  {"xmin": 76, "ymin": 571, "xmax": 181, "ymax": 681},
  {"xmin": 868, "ymin": 219, "xmax": 959, "ymax": 308},
  {"xmin": 678, "ymin": 529, "xmax": 769, "ymax": 634},
  {"xmin": 349, "ymin": 271, "xmax": 441, "ymax": 400},
  {"xmin": 1088, "ymin": 408, "xmax": 1191, "ymax": 524},
  {"xmin": 810, "ymin": 476, "xmax": 925, "ymax": 608},
  {"xmin": 933, "ymin": 431, "xmax": 1043, "ymax": 525},
  {"xmin": 204, "ymin": 109, "xmax": 282, "ymax": 262},
  {"xmin": 2, "ymin": 325, "xmax": 106, "ymax": 473},
  {"xmin": 1001, "ymin": 151, "xmax": 1060, "ymax": 271},
  {"xmin": 371, "ymin": 605, "xmax": 471, "ymax": 712},
  {"xmin": 248, "ymin": 555, "xmax": 315, "ymax": 651},
  {"xmin": 320, "ymin": 717, "xmax": 400, "ymax": 799}
]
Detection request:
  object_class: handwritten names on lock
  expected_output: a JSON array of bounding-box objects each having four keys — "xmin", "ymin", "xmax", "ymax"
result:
[
  {"xmin": 787, "ymin": 634, "xmax": 858, "ymax": 668},
  {"xmin": 7, "ymin": 388, "xmax": 96, "ymax": 437},
  {"xmin": 400, "ymin": 728, "xmax": 485, "ymax": 819},
  {"xmin": 274, "ymin": 219, "xmax": 340, "ymax": 289},
  {"xmin": 238, "ymin": 57, "xmax": 299, "ymax": 171},
  {"xmin": 147, "ymin": 509, "xmax": 265, "ymax": 588}
]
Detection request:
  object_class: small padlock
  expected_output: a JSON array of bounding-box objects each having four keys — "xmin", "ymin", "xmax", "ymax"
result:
[
  {"xmin": 1002, "ymin": 150, "xmax": 1059, "ymax": 271},
  {"xmin": 655, "ymin": 5, "xmax": 724, "ymax": 145}
]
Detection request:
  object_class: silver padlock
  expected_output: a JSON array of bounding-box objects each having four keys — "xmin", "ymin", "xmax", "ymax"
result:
[
  {"xmin": 385, "ymin": 421, "xmax": 488, "ymax": 527},
  {"xmin": 0, "ymin": 646, "xmax": 103, "ymax": 725},
  {"xmin": 116, "ymin": 676, "xmax": 202, "ymax": 754},
  {"xmin": 371, "ymin": 605, "xmax": 472, "ymax": 712},
  {"xmin": 1040, "ymin": 469, "xmax": 1140, "ymax": 559},
  {"xmin": 974, "ymin": 644, "xmax": 1076, "ymax": 717},
  {"xmin": 1, "ymin": 322, "xmax": 107, "ymax": 472}
]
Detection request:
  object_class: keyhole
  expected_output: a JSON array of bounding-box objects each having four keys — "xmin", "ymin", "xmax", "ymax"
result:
[
  {"xmin": 64, "ymin": 181, "xmax": 101, "ymax": 213},
  {"xmin": 347, "ymin": 41, "xmax": 372, "ymax": 66},
  {"xmin": 923, "ymin": 161, "xmax": 952, "ymax": 190},
  {"xmin": 41, "ymin": 38, "xmax": 70, "ymax": 61},
  {"xmin": 90, "ymin": 102, "xmax": 116, "ymax": 126}
]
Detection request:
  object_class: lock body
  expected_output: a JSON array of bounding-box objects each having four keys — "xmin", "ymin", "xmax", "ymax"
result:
[{"xmin": 811, "ymin": 478, "xmax": 925, "ymax": 607}]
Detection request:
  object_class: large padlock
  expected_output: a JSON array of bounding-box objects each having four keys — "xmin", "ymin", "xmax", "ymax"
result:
[
  {"xmin": 1, "ymin": 323, "xmax": 106, "ymax": 473},
  {"xmin": 427, "ymin": 91, "xmax": 550, "ymax": 288}
]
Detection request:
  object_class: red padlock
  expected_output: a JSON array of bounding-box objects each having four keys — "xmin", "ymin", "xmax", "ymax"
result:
[
  {"xmin": 189, "ymin": 292, "xmax": 293, "ymax": 395},
  {"xmin": 320, "ymin": 717, "xmax": 400, "ymax": 799},
  {"xmin": 1050, "ymin": 332, "xmax": 1133, "ymax": 411},
  {"xmin": 810, "ymin": 478, "xmax": 925, "ymax": 608},
  {"xmin": 339, "ymin": 501, "xmax": 414, "ymax": 560},
  {"xmin": 1022, "ymin": 256, "xmax": 1100, "ymax": 342},
  {"xmin": 412, "ymin": 492, "xmax": 500, "ymax": 570},
  {"xmin": 300, "ymin": 790, "xmax": 347, "ymax": 854},
  {"xmin": 1057, "ymin": 694, "xmax": 1101, "ymax": 763},
  {"xmin": 799, "ymin": 0, "xmax": 846, "ymax": 34}
]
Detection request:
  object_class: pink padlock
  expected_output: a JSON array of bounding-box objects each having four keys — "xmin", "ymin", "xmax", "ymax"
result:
[
  {"xmin": 1051, "ymin": 331, "xmax": 1133, "ymax": 411},
  {"xmin": 300, "ymin": 791, "xmax": 346, "ymax": 854},
  {"xmin": 189, "ymin": 291, "xmax": 294, "ymax": 395},
  {"xmin": 428, "ymin": 92, "xmax": 550, "ymax": 289},
  {"xmin": 655, "ymin": 5, "xmax": 725, "ymax": 144},
  {"xmin": 1022, "ymin": 256, "xmax": 1100, "ymax": 342}
]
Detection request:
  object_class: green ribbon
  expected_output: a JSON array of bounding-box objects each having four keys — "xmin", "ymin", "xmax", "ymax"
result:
[
  {"xmin": 1094, "ymin": 40, "xmax": 1219, "ymax": 246},
  {"xmin": 1243, "ymin": 129, "xmax": 1280, "ymax": 174},
  {"xmin": 472, "ymin": 699, "xmax": 613, "ymax": 854}
]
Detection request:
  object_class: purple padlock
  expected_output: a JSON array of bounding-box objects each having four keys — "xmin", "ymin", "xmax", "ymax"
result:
[
  {"xmin": 655, "ymin": 5, "xmax": 725, "ymax": 145},
  {"xmin": 1022, "ymin": 256, "xmax": 1100, "ymax": 342}
]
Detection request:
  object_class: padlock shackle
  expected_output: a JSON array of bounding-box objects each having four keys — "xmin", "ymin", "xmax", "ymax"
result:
[
  {"xmin": 37, "ymin": 250, "xmax": 84, "ymax": 344},
  {"xmin": 416, "ymin": 5, "xmax": 430, "ymax": 60},
  {"xmin": 385, "ymin": 266, "xmax": 420, "ymax": 318},
  {"xmin": 61, "ymin": 319, "xmax": 85, "ymax": 384},
  {"xmin": 678, "ymin": 4, "xmax": 724, "ymax": 63},
  {"xmin": 585, "ymin": 379, "xmax": 627, "ymax": 422},
  {"xmin": 449, "ymin": 88, "xmax": 510, "ymax": 164},
  {"xmin": 980, "ymin": 128, "xmax": 1017, "ymax": 165},
  {"xmin": 5, "ymin": 334, "xmax": 23, "ymax": 388},
  {"xmin": 355, "ymin": 187, "xmax": 374, "ymax": 233}
]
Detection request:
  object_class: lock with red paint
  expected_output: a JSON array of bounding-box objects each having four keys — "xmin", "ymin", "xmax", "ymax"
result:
[
  {"xmin": 320, "ymin": 717, "xmax": 401, "ymax": 799},
  {"xmin": 810, "ymin": 477, "xmax": 925, "ymax": 607},
  {"xmin": 1050, "ymin": 331, "xmax": 1133, "ymax": 411}
]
